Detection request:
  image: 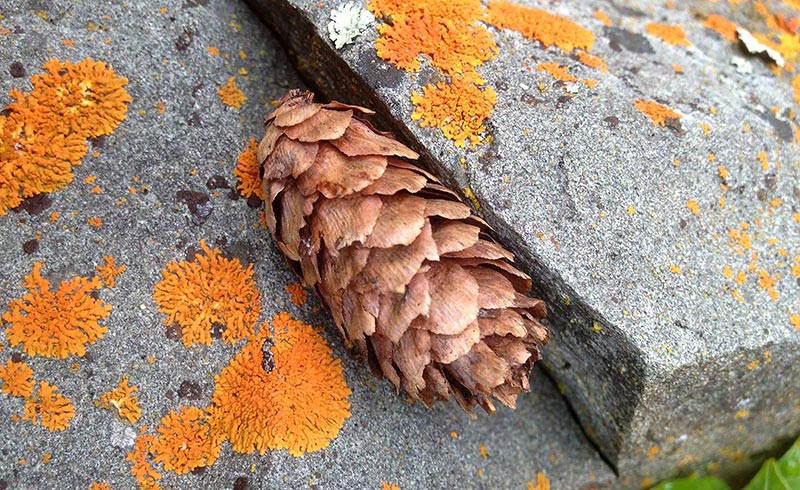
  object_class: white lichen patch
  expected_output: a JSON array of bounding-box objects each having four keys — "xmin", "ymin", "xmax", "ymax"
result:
[{"xmin": 327, "ymin": 2, "xmax": 374, "ymax": 49}]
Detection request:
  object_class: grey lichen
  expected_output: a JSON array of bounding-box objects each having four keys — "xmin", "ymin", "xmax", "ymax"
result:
[{"xmin": 327, "ymin": 2, "xmax": 374, "ymax": 49}]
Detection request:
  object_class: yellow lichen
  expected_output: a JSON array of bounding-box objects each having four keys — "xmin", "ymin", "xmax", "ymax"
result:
[
  {"xmin": 411, "ymin": 74, "xmax": 497, "ymax": 148},
  {"xmin": 23, "ymin": 381, "xmax": 75, "ymax": 431},
  {"xmin": 151, "ymin": 406, "xmax": 221, "ymax": 475},
  {"xmin": 95, "ymin": 255, "xmax": 126, "ymax": 288},
  {"xmin": 486, "ymin": 1, "xmax": 594, "ymax": 53},
  {"xmin": 233, "ymin": 138, "xmax": 265, "ymax": 200},
  {"xmin": 0, "ymin": 359, "xmax": 35, "ymax": 398},
  {"xmin": 208, "ymin": 312, "xmax": 351, "ymax": 456},
  {"xmin": 645, "ymin": 23, "xmax": 691, "ymax": 47},
  {"xmin": 217, "ymin": 77, "xmax": 246, "ymax": 109},
  {"xmin": 686, "ymin": 199, "xmax": 700, "ymax": 215},
  {"xmin": 633, "ymin": 99, "xmax": 681, "ymax": 127},
  {"xmin": 100, "ymin": 377, "xmax": 142, "ymax": 424},
  {"xmin": 3, "ymin": 262, "xmax": 111, "ymax": 358},
  {"xmin": 152, "ymin": 240, "xmax": 261, "ymax": 346}
]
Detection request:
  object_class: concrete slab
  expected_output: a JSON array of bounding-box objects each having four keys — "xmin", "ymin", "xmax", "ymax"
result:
[
  {"xmin": 0, "ymin": 0, "xmax": 614, "ymax": 489},
  {"xmin": 246, "ymin": 0, "xmax": 800, "ymax": 486}
]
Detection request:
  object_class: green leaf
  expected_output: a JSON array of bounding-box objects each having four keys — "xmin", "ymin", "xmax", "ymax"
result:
[
  {"xmin": 778, "ymin": 439, "xmax": 800, "ymax": 479},
  {"xmin": 650, "ymin": 476, "xmax": 730, "ymax": 490},
  {"xmin": 744, "ymin": 459, "xmax": 792, "ymax": 490}
]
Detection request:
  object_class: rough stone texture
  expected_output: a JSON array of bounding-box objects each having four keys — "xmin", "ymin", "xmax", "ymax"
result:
[
  {"xmin": 246, "ymin": 0, "xmax": 800, "ymax": 486},
  {"xmin": 0, "ymin": 1, "xmax": 614, "ymax": 489}
]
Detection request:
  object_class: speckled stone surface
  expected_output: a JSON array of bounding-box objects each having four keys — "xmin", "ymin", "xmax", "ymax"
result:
[
  {"xmin": 0, "ymin": 1, "xmax": 614, "ymax": 489},
  {"xmin": 246, "ymin": 0, "xmax": 800, "ymax": 486}
]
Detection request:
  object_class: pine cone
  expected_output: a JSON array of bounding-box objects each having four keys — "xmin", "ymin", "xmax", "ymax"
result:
[{"xmin": 258, "ymin": 90, "xmax": 548, "ymax": 414}]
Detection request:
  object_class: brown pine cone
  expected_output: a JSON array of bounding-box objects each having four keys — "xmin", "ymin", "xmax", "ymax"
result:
[{"xmin": 258, "ymin": 89, "xmax": 548, "ymax": 414}]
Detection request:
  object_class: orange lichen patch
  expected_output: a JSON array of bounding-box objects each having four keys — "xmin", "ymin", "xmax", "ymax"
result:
[
  {"xmin": 757, "ymin": 151, "xmax": 769, "ymax": 171},
  {"xmin": 382, "ymin": 483, "xmax": 400, "ymax": 490},
  {"xmin": 206, "ymin": 46, "xmax": 220, "ymax": 56},
  {"xmin": 217, "ymin": 77, "xmax": 246, "ymax": 109},
  {"xmin": 151, "ymin": 406, "xmax": 221, "ymax": 475},
  {"xmin": 672, "ymin": 64, "xmax": 683, "ymax": 73},
  {"xmin": 233, "ymin": 138, "xmax": 264, "ymax": 200},
  {"xmin": 368, "ymin": 0, "xmax": 497, "ymax": 75},
  {"xmin": 3, "ymin": 262, "xmax": 111, "ymax": 358},
  {"xmin": 528, "ymin": 472, "xmax": 551, "ymax": 490},
  {"xmin": 152, "ymin": 240, "xmax": 261, "ymax": 346},
  {"xmin": 95, "ymin": 255, "xmax": 126, "ymax": 288},
  {"xmin": 757, "ymin": 269, "xmax": 779, "ymax": 300},
  {"xmin": 88, "ymin": 483, "xmax": 111, "ymax": 490},
  {"xmin": 0, "ymin": 359, "xmax": 35, "ymax": 398},
  {"xmin": 23, "ymin": 381, "xmax": 75, "ymax": 431},
  {"xmin": 633, "ymin": 99, "xmax": 681, "ymax": 126},
  {"xmin": 790, "ymin": 313, "xmax": 800, "ymax": 330},
  {"xmin": 686, "ymin": 199, "xmax": 701, "ymax": 215},
  {"xmin": 700, "ymin": 123, "xmax": 711, "ymax": 136},
  {"xmin": 411, "ymin": 75, "xmax": 497, "ymax": 148},
  {"xmin": 576, "ymin": 52, "xmax": 607, "ymax": 72},
  {"xmin": 645, "ymin": 23, "xmax": 691, "ymax": 47},
  {"xmin": 285, "ymin": 282, "xmax": 308, "ymax": 307},
  {"xmin": 537, "ymin": 63, "xmax": 578, "ymax": 82},
  {"xmin": 88, "ymin": 216, "xmax": 103, "ymax": 227},
  {"xmin": 100, "ymin": 378, "xmax": 142, "ymax": 424},
  {"xmin": 792, "ymin": 74, "xmax": 800, "ymax": 104},
  {"xmin": 1, "ymin": 59, "xmax": 130, "ymax": 215},
  {"xmin": 594, "ymin": 11, "xmax": 611, "ymax": 27},
  {"xmin": 703, "ymin": 14, "xmax": 738, "ymax": 42},
  {"xmin": 23, "ymin": 58, "xmax": 130, "ymax": 138},
  {"xmin": 208, "ymin": 312, "xmax": 351, "ymax": 456},
  {"xmin": 486, "ymin": 1, "xmax": 594, "ymax": 53},
  {"xmin": 126, "ymin": 428, "xmax": 162, "ymax": 490}
]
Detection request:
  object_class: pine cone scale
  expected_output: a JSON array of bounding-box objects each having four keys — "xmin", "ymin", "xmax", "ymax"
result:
[{"xmin": 259, "ymin": 90, "xmax": 549, "ymax": 414}]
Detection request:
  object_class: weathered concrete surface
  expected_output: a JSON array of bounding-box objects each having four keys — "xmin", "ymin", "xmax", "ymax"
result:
[
  {"xmin": 0, "ymin": 0, "xmax": 614, "ymax": 489},
  {"xmin": 248, "ymin": 0, "xmax": 800, "ymax": 486}
]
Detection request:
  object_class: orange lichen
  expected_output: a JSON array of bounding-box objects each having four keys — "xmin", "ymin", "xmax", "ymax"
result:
[
  {"xmin": 0, "ymin": 58, "xmax": 129, "ymax": 215},
  {"xmin": 369, "ymin": 0, "xmax": 498, "ymax": 147},
  {"xmin": 790, "ymin": 313, "xmax": 800, "ymax": 330},
  {"xmin": 96, "ymin": 255, "xmax": 126, "ymax": 288},
  {"xmin": 411, "ymin": 74, "xmax": 497, "ymax": 148},
  {"xmin": 0, "ymin": 359, "xmax": 35, "ymax": 398},
  {"xmin": 703, "ymin": 14, "xmax": 738, "ymax": 42},
  {"xmin": 528, "ymin": 472, "xmax": 551, "ymax": 490},
  {"xmin": 382, "ymin": 484, "xmax": 400, "ymax": 490},
  {"xmin": 23, "ymin": 381, "xmax": 75, "ymax": 431},
  {"xmin": 486, "ymin": 1, "xmax": 594, "ymax": 53},
  {"xmin": 3, "ymin": 262, "xmax": 111, "ymax": 358},
  {"xmin": 233, "ymin": 138, "xmax": 264, "ymax": 200},
  {"xmin": 576, "ymin": 52, "xmax": 607, "ymax": 72},
  {"xmin": 208, "ymin": 312, "xmax": 351, "ymax": 456},
  {"xmin": 217, "ymin": 77, "xmax": 246, "ymax": 109},
  {"xmin": 594, "ymin": 11, "xmax": 612, "ymax": 27},
  {"xmin": 285, "ymin": 282, "xmax": 308, "ymax": 307},
  {"xmin": 369, "ymin": 0, "xmax": 496, "ymax": 75},
  {"xmin": 151, "ymin": 406, "xmax": 221, "ymax": 475},
  {"xmin": 207, "ymin": 46, "xmax": 220, "ymax": 56},
  {"xmin": 152, "ymin": 240, "xmax": 261, "ymax": 346},
  {"xmin": 633, "ymin": 99, "xmax": 681, "ymax": 126},
  {"xmin": 100, "ymin": 377, "xmax": 142, "ymax": 424},
  {"xmin": 686, "ymin": 199, "xmax": 701, "ymax": 215},
  {"xmin": 126, "ymin": 428, "xmax": 162, "ymax": 490},
  {"xmin": 645, "ymin": 23, "xmax": 691, "ymax": 47},
  {"xmin": 537, "ymin": 63, "xmax": 578, "ymax": 82},
  {"xmin": 23, "ymin": 58, "xmax": 131, "ymax": 139},
  {"xmin": 88, "ymin": 483, "xmax": 112, "ymax": 490},
  {"xmin": 757, "ymin": 151, "xmax": 769, "ymax": 171},
  {"xmin": 792, "ymin": 75, "xmax": 800, "ymax": 104}
]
